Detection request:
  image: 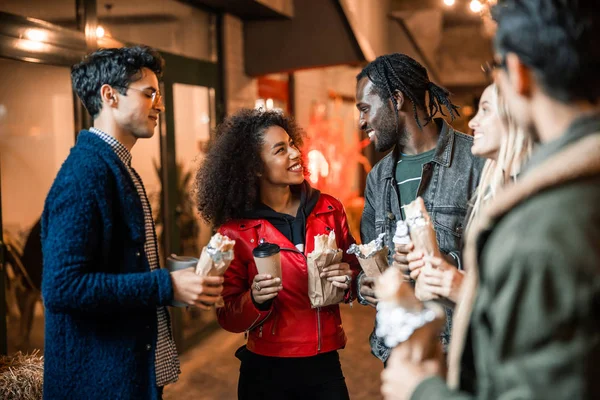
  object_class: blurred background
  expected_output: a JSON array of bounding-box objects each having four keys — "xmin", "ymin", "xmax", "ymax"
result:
[{"xmin": 0, "ymin": 1, "xmax": 495, "ymax": 397}]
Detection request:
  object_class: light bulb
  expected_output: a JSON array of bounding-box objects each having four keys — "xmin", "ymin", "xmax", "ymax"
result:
[
  {"xmin": 470, "ymin": 0, "xmax": 483, "ymax": 13},
  {"xmin": 443, "ymin": 0, "xmax": 455, "ymax": 6},
  {"xmin": 96, "ymin": 26, "xmax": 105, "ymax": 38}
]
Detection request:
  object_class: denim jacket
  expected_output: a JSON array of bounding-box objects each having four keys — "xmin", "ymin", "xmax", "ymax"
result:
[{"xmin": 359, "ymin": 118, "xmax": 485, "ymax": 362}]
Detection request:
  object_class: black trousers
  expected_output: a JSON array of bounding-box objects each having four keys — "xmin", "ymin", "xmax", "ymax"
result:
[{"xmin": 236, "ymin": 346, "xmax": 350, "ymax": 400}]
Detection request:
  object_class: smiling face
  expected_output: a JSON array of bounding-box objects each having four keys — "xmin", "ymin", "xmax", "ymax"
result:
[
  {"xmin": 356, "ymin": 76, "xmax": 402, "ymax": 152},
  {"xmin": 259, "ymin": 125, "xmax": 304, "ymax": 187},
  {"xmin": 113, "ymin": 67, "xmax": 165, "ymax": 140},
  {"xmin": 468, "ymin": 85, "xmax": 505, "ymax": 160}
]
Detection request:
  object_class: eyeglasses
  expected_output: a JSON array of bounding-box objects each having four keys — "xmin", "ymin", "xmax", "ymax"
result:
[
  {"xmin": 113, "ymin": 85, "xmax": 162, "ymax": 107},
  {"xmin": 481, "ymin": 57, "xmax": 506, "ymax": 77}
]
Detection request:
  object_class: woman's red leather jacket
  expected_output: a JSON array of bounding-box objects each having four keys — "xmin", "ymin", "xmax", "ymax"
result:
[{"xmin": 217, "ymin": 194, "xmax": 361, "ymax": 357}]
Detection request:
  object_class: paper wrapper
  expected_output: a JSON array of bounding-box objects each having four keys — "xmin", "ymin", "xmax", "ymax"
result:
[
  {"xmin": 195, "ymin": 233, "xmax": 236, "ymax": 308},
  {"xmin": 347, "ymin": 233, "xmax": 390, "ymax": 277},
  {"xmin": 355, "ymin": 248, "xmax": 389, "ymax": 277},
  {"xmin": 393, "ymin": 220, "xmax": 411, "ymax": 247},
  {"xmin": 404, "ymin": 198, "xmax": 443, "ymax": 301},
  {"xmin": 376, "ymin": 267, "xmax": 422, "ymax": 310},
  {"xmin": 404, "ymin": 198, "xmax": 442, "ymax": 259},
  {"xmin": 307, "ymin": 231, "xmax": 346, "ymax": 308},
  {"xmin": 384, "ymin": 302, "xmax": 447, "ymax": 363},
  {"xmin": 375, "ymin": 268, "xmax": 446, "ymax": 359}
]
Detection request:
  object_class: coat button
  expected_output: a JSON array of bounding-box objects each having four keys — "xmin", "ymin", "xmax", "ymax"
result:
[
  {"xmin": 240, "ymin": 224, "xmax": 245, "ymax": 228},
  {"xmin": 136, "ymin": 251, "xmax": 141, "ymax": 257},
  {"xmin": 326, "ymin": 226, "xmax": 332, "ymax": 231},
  {"xmin": 145, "ymin": 344, "xmax": 151, "ymax": 351},
  {"xmin": 387, "ymin": 212, "xmax": 395, "ymax": 220},
  {"xmin": 328, "ymin": 205, "xmax": 334, "ymax": 210}
]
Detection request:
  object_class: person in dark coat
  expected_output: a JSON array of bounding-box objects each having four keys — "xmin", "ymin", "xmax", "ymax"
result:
[{"xmin": 41, "ymin": 46, "xmax": 224, "ymax": 400}]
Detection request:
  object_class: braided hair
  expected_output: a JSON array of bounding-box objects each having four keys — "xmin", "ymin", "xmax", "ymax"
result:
[{"xmin": 357, "ymin": 53, "xmax": 460, "ymax": 129}]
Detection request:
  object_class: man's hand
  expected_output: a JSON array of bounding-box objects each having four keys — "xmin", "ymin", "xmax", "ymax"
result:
[
  {"xmin": 171, "ymin": 267, "xmax": 224, "ymax": 310},
  {"xmin": 393, "ymin": 242, "xmax": 414, "ymax": 281},
  {"xmin": 251, "ymin": 274, "xmax": 283, "ymax": 305},
  {"xmin": 359, "ymin": 275, "xmax": 378, "ymax": 307},
  {"xmin": 320, "ymin": 262, "xmax": 353, "ymax": 290},
  {"xmin": 381, "ymin": 342, "xmax": 443, "ymax": 400}
]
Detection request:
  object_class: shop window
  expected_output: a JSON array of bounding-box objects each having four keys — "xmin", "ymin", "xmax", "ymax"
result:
[{"xmin": 0, "ymin": 57, "xmax": 75, "ymax": 355}]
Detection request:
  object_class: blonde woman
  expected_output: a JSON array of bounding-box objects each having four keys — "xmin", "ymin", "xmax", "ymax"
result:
[{"xmin": 407, "ymin": 83, "xmax": 533, "ymax": 304}]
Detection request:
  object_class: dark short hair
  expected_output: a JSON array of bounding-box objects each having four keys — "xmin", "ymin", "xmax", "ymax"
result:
[
  {"xmin": 492, "ymin": 0, "xmax": 600, "ymax": 103},
  {"xmin": 71, "ymin": 46, "xmax": 165, "ymax": 118},
  {"xmin": 196, "ymin": 109, "xmax": 306, "ymax": 227},
  {"xmin": 357, "ymin": 53, "xmax": 459, "ymax": 128}
]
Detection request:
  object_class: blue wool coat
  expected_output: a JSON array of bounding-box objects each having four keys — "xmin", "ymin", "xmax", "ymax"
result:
[{"xmin": 41, "ymin": 130, "xmax": 174, "ymax": 400}]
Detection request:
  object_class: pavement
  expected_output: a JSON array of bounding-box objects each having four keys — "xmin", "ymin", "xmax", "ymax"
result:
[{"xmin": 164, "ymin": 303, "xmax": 384, "ymax": 400}]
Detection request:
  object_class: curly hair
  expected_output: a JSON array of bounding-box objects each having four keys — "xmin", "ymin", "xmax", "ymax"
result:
[
  {"xmin": 196, "ymin": 109, "xmax": 306, "ymax": 227},
  {"xmin": 71, "ymin": 46, "xmax": 164, "ymax": 118}
]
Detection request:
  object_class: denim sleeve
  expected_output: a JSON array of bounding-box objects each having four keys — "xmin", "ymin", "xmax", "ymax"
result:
[{"xmin": 360, "ymin": 174, "xmax": 377, "ymax": 244}]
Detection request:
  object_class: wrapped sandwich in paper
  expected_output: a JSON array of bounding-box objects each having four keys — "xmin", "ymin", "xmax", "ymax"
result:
[
  {"xmin": 375, "ymin": 266, "xmax": 446, "ymax": 361},
  {"xmin": 195, "ymin": 233, "xmax": 236, "ymax": 308},
  {"xmin": 347, "ymin": 233, "xmax": 389, "ymax": 277},
  {"xmin": 195, "ymin": 232, "xmax": 236, "ymax": 277},
  {"xmin": 307, "ymin": 231, "xmax": 345, "ymax": 308},
  {"xmin": 404, "ymin": 197, "xmax": 443, "ymax": 301}
]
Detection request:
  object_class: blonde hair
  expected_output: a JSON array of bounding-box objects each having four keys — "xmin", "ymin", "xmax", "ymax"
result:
[{"xmin": 466, "ymin": 84, "xmax": 533, "ymax": 233}]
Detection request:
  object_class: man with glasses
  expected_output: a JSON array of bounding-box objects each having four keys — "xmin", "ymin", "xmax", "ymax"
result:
[
  {"xmin": 41, "ymin": 46, "xmax": 224, "ymax": 399},
  {"xmin": 381, "ymin": 1, "xmax": 600, "ymax": 399}
]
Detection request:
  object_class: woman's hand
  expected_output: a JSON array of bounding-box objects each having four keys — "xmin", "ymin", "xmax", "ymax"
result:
[
  {"xmin": 418, "ymin": 256, "xmax": 465, "ymax": 304},
  {"xmin": 251, "ymin": 274, "xmax": 283, "ymax": 305},
  {"xmin": 406, "ymin": 250, "xmax": 425, "ymax": 281},
  {"xmin": 320, "ymin": 262, "xmax": 353, "ymax": 290}
]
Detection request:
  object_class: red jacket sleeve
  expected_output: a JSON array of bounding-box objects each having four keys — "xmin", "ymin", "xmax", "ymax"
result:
[
  {"xmin": 215, "ymin": 226, "xmax": 272, "ymax": 333},
  {"xmin": 336, "ymin": 203, "xmax": 361, "ymax": 302}
]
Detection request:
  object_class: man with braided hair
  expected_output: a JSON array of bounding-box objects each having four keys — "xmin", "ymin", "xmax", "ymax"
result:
[{"xmin": 355, "ymin": 53, "xmax": 484, "ymax": 363}]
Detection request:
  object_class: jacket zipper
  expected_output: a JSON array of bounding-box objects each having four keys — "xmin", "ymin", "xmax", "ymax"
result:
[
  {"xmin": 280, "ymin": 246, "xmax": 322, "ymax": 352},
  {"xmin": 246, "ymin": 309, "xmax": 272, "ymax": 337}
]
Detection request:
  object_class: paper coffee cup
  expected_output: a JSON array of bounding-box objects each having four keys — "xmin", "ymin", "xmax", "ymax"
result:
[
  {"xmin": 166, "ymin": 255, "xmax": 198, "ymax": 307},
  {"xmin": 252, "ymin": 242, "xmax": 282, "ymax": 281}
]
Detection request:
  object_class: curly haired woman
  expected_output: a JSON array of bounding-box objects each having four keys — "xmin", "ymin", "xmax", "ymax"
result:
[{"xmin": 196, "ymin": 108, "xmax": 360, "ymax": 400}]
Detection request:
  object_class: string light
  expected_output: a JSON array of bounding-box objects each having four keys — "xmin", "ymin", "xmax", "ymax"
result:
[
  {"xmin": 443, "ymin": 0, "xmax": 455, "ymax": 6},
  {"xmin": 96, "ymin": 26, "xmax": 105, "ymax": 38}
]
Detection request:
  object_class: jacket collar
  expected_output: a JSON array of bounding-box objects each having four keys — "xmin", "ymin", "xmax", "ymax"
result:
[
  {"xmin": 229, "ymin": 195, "xmax": 338, "ymax": 232},
  {"xmin": 523, "ymin": 112, "xmax": 600, "ymax": 175},
  {"xmin": 75, "ymin": 130, "xmax": 145, "ymax": 243},
  {"xmin": 378, "ymin": 118, "xmax": 455, "ymax": 181}
]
